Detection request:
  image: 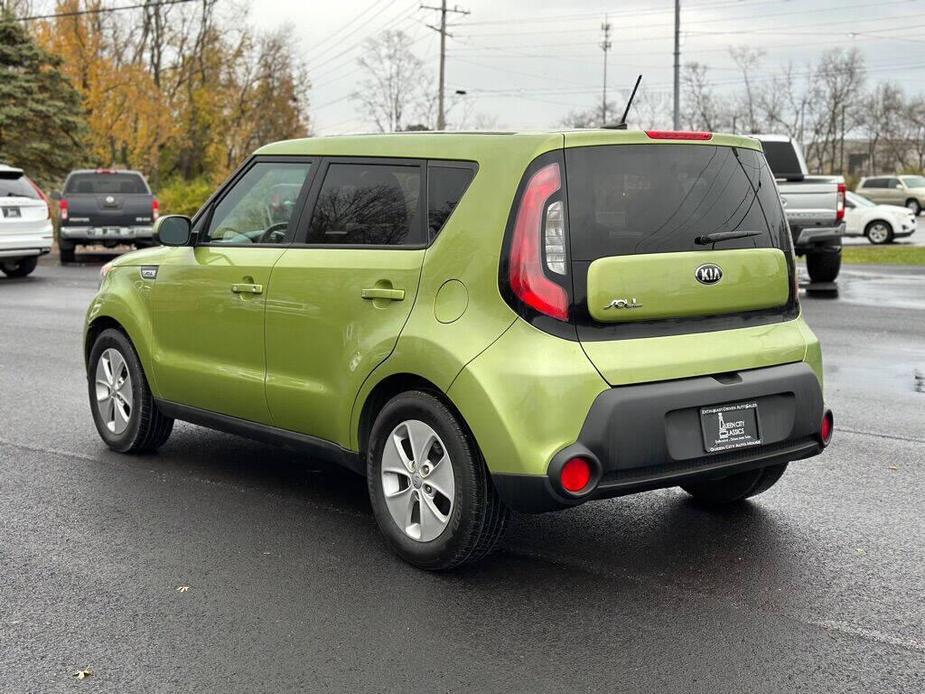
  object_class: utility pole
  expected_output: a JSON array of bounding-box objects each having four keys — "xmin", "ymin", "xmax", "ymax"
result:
[
  {"xmin": 600, "ymin": 15, "xmax": 612, "ymax": 125},
  {"xmin": 673, "ymin": 0, "xmax": 681, "ymax": 129},
  {"xmin": 422, "ymin": 1, "xmax": 470, "ymax": 130}
]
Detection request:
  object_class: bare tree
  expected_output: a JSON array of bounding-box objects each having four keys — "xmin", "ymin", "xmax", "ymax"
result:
[
  {"xmin": 804, "ymin": 48, "xmax": 865, "ymax": 172},
  {"xmin": 729, "ymin": 45, "xmax": 765, "ymax": 133},
  {"xmin": 352, "ymin": 30, "xmax": 427, "ymax": 132},
  {"xmin": 757, "ymin": 63, "xmax": 811, "ymax": 142},
  {"xmin": 682, "ymin": 62, "xmax": 722, "ymax": 131}
]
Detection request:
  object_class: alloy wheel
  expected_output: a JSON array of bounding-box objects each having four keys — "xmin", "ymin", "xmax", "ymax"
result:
[
  {"xmin": 868, "ymin": 222, "xmax": 890, "ymax": 244},
  {"xmin": 94, "ymin": 348, "xmax": 133, "ymax": 434},
  {"xmin": 380, "ymin": 419, "xmax": 455, "ymax": 542}
]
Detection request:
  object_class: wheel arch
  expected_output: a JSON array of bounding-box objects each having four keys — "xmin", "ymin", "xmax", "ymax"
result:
[
  {"xmin": 355, "ymin": 372, "xmax": 472, "ymax": 462},
  {"xmin": 864, "ymin": 218, "xmax": 893, "ymax": 235}
]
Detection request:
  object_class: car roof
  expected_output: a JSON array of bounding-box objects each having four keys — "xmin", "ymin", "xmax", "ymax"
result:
[
  {"xmin": 0, "ymin": 164, "xmax": 24, "ymax": 176},
  {"xmin": 254, "ymin": 129, "xmax": 762, "ymax": 159},
  {"xmin": 66, "ymin": 169, "xmax": 146, "ymax": 176}
]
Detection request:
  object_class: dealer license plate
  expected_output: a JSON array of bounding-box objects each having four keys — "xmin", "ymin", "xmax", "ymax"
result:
[{"xmin": 700, "ymin": 402, "xmax": 761, "ymax": 453}]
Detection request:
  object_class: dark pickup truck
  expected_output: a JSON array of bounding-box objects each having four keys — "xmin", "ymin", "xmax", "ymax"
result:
[{"xmin": 53, "ymin": 169, "xmax": 158, "ymax": 263}]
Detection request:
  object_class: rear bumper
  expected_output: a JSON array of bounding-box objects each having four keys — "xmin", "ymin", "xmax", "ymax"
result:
[
  {"xmin": 793, "ymin": 222, "xmax": 845, "ymax": 248},
  {"xmin": 0, "ymin": 220, "xmax": 54, "ymax": 257},
  {"xmin": 492, "ymin": 362, "xmax": 827, "ymax": 513},
  {"xmin": 60, "ymin": 225, "xmax": 154, "ymax": 241}
]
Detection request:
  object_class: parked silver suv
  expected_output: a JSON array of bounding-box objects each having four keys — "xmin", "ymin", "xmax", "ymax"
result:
[{"xmin": 856, "ymin": 175, "xmax": 925, "ymax": 216}]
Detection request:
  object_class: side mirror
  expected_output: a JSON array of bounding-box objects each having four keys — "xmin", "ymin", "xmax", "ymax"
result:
[
  {"xmin": 50, "ymin": 191, "xmax": 62, "ymax": 201},
  {"xmin": 154, "ymin": 215, "xmax": 193, "ymax": 246}
]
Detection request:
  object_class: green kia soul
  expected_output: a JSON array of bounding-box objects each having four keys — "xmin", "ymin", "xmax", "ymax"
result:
[{"xmin": 85, "ymin": 130, "xmax": 833, "ymax": 569}]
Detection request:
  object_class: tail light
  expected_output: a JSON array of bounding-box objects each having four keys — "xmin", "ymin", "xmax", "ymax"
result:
[
  {"xmin": 646, "ymin": 130, "xmax": 713, "ymax": 141},
  {"xmin": 152, "ymin": 198, "xmax": 159, "ymax": 221},
  {"xmin": 508, "ymin": 162, "xmax": 569, "ymax": 321},
  {"xmin": 27, "ymin": 178, "xmax": 51, "ymax": 219},
  {"xmin": 59, "ymin": 198, "xmax": 69, "ymax": 222},
  {"xmin": 836, "ymin": 183, "xmax": 846, "ymax": 222}
]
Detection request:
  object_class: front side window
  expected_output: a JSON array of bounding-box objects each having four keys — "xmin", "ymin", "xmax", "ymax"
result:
[
  {"xmin": 307, "ymin": 163, "xmax": 422, "ymax": 246},
  {"xmin": 901, "ymin": 175, "xmax": 925, "ymax": 188},
  {"xmin": 885, "ymin": 178, "xmax": 901, "ymax": 189},
  {"xmin": 204, "ymin": 162, "xmax": 312, "ymax": 245}
]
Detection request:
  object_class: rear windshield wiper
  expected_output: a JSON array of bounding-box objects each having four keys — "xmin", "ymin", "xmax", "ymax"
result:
[{"xmin": 694, "ymin": 230, "xmax": 763, "ymax": 245}]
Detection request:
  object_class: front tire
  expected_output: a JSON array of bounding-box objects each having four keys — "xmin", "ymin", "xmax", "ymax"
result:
[
  {"xmin": 0, "ymin": 256, "xmax": 38, "ymax": 278},
  {"xmin": 865, "ymin": 220, "xmax": 894, "ymax": 245},
  {"xmin": 367, "ymin": 391, "xmax": 509, "ymax": 570},
  {"xmin": 88, "ymin": 328, "xmax": 173, "ymax": 453},
  {"xmin": 681, "ymin": 463, "xmax": 788, "ymax": 505},
  {"xmin": 805, "ymin": 246, "xmax": 842, "ymax": 283}
]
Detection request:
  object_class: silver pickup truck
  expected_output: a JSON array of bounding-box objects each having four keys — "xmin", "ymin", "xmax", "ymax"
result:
[{"xmin": 755, "ymin": 135, "xmax": 845, "ymax": 283}]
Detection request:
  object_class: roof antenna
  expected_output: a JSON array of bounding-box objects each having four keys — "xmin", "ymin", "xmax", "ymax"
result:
[{"xmin": 605, "ymin": 75, "xmax": 642, "ymax": 130}]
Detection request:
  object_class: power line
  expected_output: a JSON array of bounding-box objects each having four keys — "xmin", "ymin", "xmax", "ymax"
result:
[{"xmin": 15, "ymin": 0, "xmax": 197, "ymax": 22}]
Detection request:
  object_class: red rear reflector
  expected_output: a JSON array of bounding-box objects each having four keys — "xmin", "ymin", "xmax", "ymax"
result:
[
  {"xmin": 509, "ymin": 162, "xmax": 569, "ymax": 321},
  {"xmin": 152, "ymin": 197, "xmax": 160, "ymax": 221},
  {"xmin": 561, "ymin": 457, "xmax": 592, "ymax": 493},
  {"xmin": 836, "ymin": 183, "xmax": 846, "ymax": 222},
  {"xmin": 645, "ymin": 130, "xmax": 713, "ymax": 141},
  {"xmin": 820, "ymin": 410, "xmax": 834, "ymax": 446}
]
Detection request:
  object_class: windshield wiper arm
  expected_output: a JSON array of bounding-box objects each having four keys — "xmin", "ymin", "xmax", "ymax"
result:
[{"xmin": 694, "ymin": 230, "xmax": 763, "ymax": 245}]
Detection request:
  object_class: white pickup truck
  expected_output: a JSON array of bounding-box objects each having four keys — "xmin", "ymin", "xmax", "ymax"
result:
[
  {"xmin": 0, "ymin": 165, "xmax": 53, "ymax": 278},
  {"xmin": 755, "ymin": 135, "xmax": 846, "ymax": 283}
]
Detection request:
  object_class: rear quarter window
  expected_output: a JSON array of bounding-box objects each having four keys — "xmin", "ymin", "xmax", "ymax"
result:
[
  {"xmin": 428, "ymin": 164, "xmax": 475, "ymax": 238},
  {"xmin": 65, "ymin": 173, "xmax": 149, "ymax": 195},
  {"xmin": 565, "ymin": 144, "xmax": 788, "ymax": 261}
]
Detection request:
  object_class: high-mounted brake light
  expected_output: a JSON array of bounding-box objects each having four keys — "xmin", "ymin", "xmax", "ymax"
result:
[
  {"xmin": 95, "ymin": 168, "xmax": 116, "ymax": 174},
  {"xmin": 836, "ymin": 182, "xmax": 846, "ymax": 222},
  {"xmin": 152, "ymin": 197, "xmax": 160, "ymax": 221},
  {"xmin": 58, "ymin": 198, "xmax": 69, "ymax": 222},
  {"xmin": 645, "ymin": 130, "xmax": 713, "ymax": 141},
  {"xmin": 508, "ymin": 162, "xmax": 569, "ymax": 321}
]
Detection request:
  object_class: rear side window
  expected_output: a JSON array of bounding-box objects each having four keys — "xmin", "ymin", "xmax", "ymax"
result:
[
  {"xmin": 307, "ymin": 163, "xmax": 423, "ymax": 246},
  {"xmin": 565, "ymin": 144, "xmax": 787, "ymax": 261},
  {"xmin": 65, "ymin": 173, "xmax": 149, "ymax": 195},
  {"xmin": 428, "ymin": 165, "xmax": 475, "ymax": 238},
  {"xmin": 861, "ymin": 178, "xmax": 884, "ymax": 189},
  {"xmin": 0, "ymin": 174, "xmax": 38, "ymax": 199}
]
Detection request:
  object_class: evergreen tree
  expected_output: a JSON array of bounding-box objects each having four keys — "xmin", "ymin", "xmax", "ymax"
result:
[{"xmin": 0, "ymin": 12, "xmax": 87, "ymax": 184}]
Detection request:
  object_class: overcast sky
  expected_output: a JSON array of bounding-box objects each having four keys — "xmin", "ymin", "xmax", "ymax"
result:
[{"xmin": 253, "ymin": 0, "xmax": 925, "ymax": 133}]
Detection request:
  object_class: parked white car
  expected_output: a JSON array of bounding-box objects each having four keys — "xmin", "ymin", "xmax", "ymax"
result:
[
  {"xmin": 0, "ymin": 164, "xmax": 53, "ymax": 277},
  {"xmin": 844, "ymin": 191, "xmax": 916, "ymax": 244}
]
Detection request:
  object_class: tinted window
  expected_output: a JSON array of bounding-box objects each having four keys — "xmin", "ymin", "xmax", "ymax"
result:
[
  {"xmin": 428, "ymin": 165, "xmax": 474, "ymax": 237},
  {"xmin": 308, "ymin": 163, "xmax": 422, "ymax": 246},
  {"xmin": 566, "ymin": 145, "xmax": 787, "ymax": 261},
  {"xmin": 204, "ymin": 162, "xmax": 311, "ymax": 245},
  {"xmin": 760, "ymin": 140, "xmax": 803, "ymax": 178},
  {"xmin": 0, "ymin": 174, "xmax": 38, "ymax": 199},
  {"xmin": 861, "ymin": 179, "xmax": 883, "ymax": 189},
  {"xmin": 885, "ymin": 178, "xmax": 902, "ymax": 188},
  {"xmin": 65, "ymin": 173, "xmax": 149, "ymax": 195}
]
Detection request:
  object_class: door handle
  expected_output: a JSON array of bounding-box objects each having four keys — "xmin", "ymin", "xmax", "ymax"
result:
[
  {"xmin": 231, "ymin": 283, "xmax": 264, "ymax": 295},
  {"xmin": 361, "ymin": 287, "xmax": 405, "ymax": 301}
]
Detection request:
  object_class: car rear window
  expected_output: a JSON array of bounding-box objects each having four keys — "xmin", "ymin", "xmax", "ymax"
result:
[
  {"xmin": 64, "ymin": 173, "xmax": 149, "ymax": 195},
  {"xmin": 759, "ymin": 140, "xmax": 803, "ymax": 179},
  {"xmin": 565, "ymin": 144, "xmax": 789, "ymax": 261},
  {"xmin": 0, "ymin": 173, "xmax": 39, "ymax": 199}
]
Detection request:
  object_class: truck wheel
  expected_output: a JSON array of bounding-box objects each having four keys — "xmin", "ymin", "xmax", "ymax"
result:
[
  {"xmin": 806, "ymin": 247, "xmax": 842, "ymax": 283},
  {"xmin": 681, "ymin": 463, "xmax": 788, "ymax": 505},
  {"xmin": 88, "ymin": 328, "xmax": 174, "ymax": 453},
  {"xmin": 59, "ymin": 244, "xmax": 76, "ymax": 264},
  {"xmin": 865, "ymin": 220, "xmax": 893, "ymax": 245},
  {"xmin": 905, "ymin": 199, "xmax": 921, "ymax": 216},
  {"xmin": 367, "ymin": 390, "xmax": 509, "ymax": 570},
  {"xmin": 1, "ymin": 256, "xmax": 38, "ymax": 278}
]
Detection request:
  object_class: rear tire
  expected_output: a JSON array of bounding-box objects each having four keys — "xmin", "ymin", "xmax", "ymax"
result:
[
  {"xmin": 59, "ymin": 243, "xmax": 76, "ymax": 264},
  {"xmin": 681, "ymin": 463, "xmax": 788, "ymax": 505},
  {"xmin": 865, "ymin": 220, "xmax": 894, "ymax": 245},
  {"xmin": 905, "ymin": 199, "xmax": 921, "ymax": 216},
  {"xmin": 1, "ymin": 256, "xmax": 38, "ymax": 278},
  {"xmin": 88, "ymin": 328, "xmax": 174, "ymax": 453},
  {"xmin": 806, "ymin": 247, "xmax": 841, "ymax": 283},
  {"xmin": 367, "ymin": 390, "xmax": 509, "ymax": 570}
]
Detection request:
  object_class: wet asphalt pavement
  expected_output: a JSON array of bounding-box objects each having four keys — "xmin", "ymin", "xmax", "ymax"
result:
[{"xmin": 1, "ymin": 257, "xmax": 923, "ymax": 693}]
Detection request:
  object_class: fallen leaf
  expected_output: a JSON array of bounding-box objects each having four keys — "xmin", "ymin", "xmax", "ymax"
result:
[
  {"xmin": 888, "ymin": 465, "xmax": 899, "ymax": 471},
  {"xmin": 73, "ymin": 668, "xmax": 92, "ymax": 680},
  {"xmin": 176, "ymin": 586, "xmax": 190, "ymax": 593}
]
